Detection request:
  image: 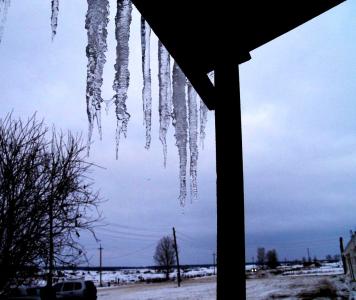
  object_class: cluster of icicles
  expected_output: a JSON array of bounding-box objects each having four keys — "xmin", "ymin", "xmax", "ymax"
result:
[{"xmin": 0, "ymin": 0, "xmax": 210, "ymax": 206}]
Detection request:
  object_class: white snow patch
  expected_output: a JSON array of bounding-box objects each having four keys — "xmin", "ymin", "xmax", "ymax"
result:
[
  {"xmin": 55, "ymin": 266, "xmax": 215, "ymax": 287},
  {"xmin": 97, "ymin": 276, "xmax": 216, "ymax": 300}
]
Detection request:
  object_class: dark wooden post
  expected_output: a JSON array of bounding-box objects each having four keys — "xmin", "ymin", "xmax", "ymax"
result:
[
  {"xmin": 215, "ymin": 64, "xmax": 245, "ymax": 299},
  {"xmin": 172, "ymin": 227, "xmax": 182, "ymax": 287},
  {"xmin": 213, "ymin": 252, "xmax": 216, "ymax": 275},
  {"xmin": 99, "ymin": 244, "xmax": 103, "ymax": 287},
  {"xmin": 48, "ymin": 198, "xmax": 54, "ymax": 288},
  {"xmin": 340, "ymin": 237, "xmax": 347, "ymax": 274}
]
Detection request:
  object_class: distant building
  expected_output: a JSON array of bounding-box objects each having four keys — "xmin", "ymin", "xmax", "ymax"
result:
[{"xmin": 343, "ymin": 233, "xmax": 356, "ymax": 280}]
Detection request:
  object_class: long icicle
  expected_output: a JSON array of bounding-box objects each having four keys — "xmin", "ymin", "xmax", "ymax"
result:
[
  {"xmin": 172, "ymin": 62, "xmax": 188, "ymax": 206},
  {"xmin": 141, "ymin": 17, "xmax": 152, "ymax": 150},
  {"xmin": 85, "ymin": 0, "xmax": 110, "ymax": 155},
  {"xmin": 158, "ymin": 41, "xmax": 172, "ymax": 167},
  {"xmin": 113, "ymin": 0, "xmax": 132, "ymax": 159},
  {"xmin": 199, "ymin": 99, "xmax": 208, "ymax": 149},
  {"xmin": 51, "ymin": 0, "xmax": 59, "ymax": 40},
  {"xmin": 188, "ymin": 81, "xmax": 198, "ymax": 201},
  {"xmin": 199, "ymin": 72, "xmax": 212, "ymax": 149},
  {"xmin": 0, "ymin": 0, "xmax": 10, "ymax": 44}
]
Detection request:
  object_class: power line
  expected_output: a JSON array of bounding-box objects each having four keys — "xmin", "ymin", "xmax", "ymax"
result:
[
  {"xmin": 176, "ymin": 235, "xmax": 197, "ymax": 245},
  {"xmin": 95, "ymin": 226, "xmax": 166, "ymax": 239},
  {"xmin": 107, "ymin": 242, "xmax": 157, "ymax": 260},
  {"xmin": 177, "ymin": 237, "xmax": 215, "ymax": 252},
  {"xmin": 175, "ymin": 230, "xmax": 197, "ymax": 241},
  {"xmin": 104, "ymin": 221, "xmax": 169, "ymax": 234},
  {"xmin": 175, "ymin": 231, "xmax": 211, "ymax": 246},
  {"xmin": 174, "ymin": 231, "xmax": 216, "ymax": 252},
  {"xmin": 177, "ymin": 235, "xmax": 200, "ymax": 245},
  {"xmin": 96, "ymin": 231, "xmax": 159, "ymax": 242}
]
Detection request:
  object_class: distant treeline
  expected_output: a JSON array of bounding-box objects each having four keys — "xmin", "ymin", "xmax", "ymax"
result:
[
  {"xmin": 55, "ymin": 264, "xmax": 215, "ymax": 271},
  {"xmin": 245, "ymin": 259, "xmax": 340, "ymax": 265}
]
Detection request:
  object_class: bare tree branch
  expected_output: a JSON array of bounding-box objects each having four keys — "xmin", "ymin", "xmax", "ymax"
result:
[
  {"xmin": 0, "ymin": 114, "xmax": 101, "ymax": 291},
  {"xmin": 153, "ymin": 236, "xmax": 176, "ymax": 280}
]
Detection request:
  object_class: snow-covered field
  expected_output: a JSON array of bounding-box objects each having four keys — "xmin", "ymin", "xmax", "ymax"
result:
[
  {"xmin": 54, "ymin": 267, "xmax": 216, "ymax": 299},
  {"xmin": 30, "ymin": 262, "xmax": 354, "ymax": 299},
  {"xmin": 91, "ymin": 262, "xmax": 349, "ymax": 299},
  {"xmin": 278, "ymin": 261, "xmax": 344, "ymax": 276},
  {"xmin": 59, "ymin": 266, "xmax": 215, "ymax": 286},
  {"xmin": 97, "ymin": 276, "xmax": 216, "ymax": 300},
  {"xmin": 247, "ymin": 274, "xmax": 349, "ymax": 299},
  {"xmin": 246, "ymin": 261, "xmax": 344, "ymax": 276},
  {"xmin": 246, "ymin": 262, "xmax": 351, "ymax": 299}
]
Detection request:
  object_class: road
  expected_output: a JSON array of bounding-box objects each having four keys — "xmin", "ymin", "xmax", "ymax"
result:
[{"xmin": 97, "ymin": 276, "xmax": 216, "ymax": 300}]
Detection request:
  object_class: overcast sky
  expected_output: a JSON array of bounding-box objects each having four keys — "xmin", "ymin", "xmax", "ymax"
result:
[{"xmin": 0, "ymin": 0, "xmax": 355, "ymax": 266}]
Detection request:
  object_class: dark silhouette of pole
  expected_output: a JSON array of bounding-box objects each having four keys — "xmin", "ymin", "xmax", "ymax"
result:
[
  {"xmin": 340, "ymin": 237, "xmax": 347, "ymax": 274},
  {"xmin": 99, "ymin": 244, "xmax": 103, "ymax": 287},
  {"xmin": 213, "ymin": 253, "xmax": 216, "ymax": 275},
  {"xmin": 172, "ymin": 227, "xmax": 181, "ymax": 287},
  {"xmin": 215, "ymin": 64, "xmax": 245, "ymax": 299},
  {"xmin": 48, "ymin": 197, "xmax": 54, "ymax": 288},
  {"xmin": 307, "ymin": 248, "xmax": 311, "ymax": 262},
  {"xmin": 43, "ymin": 197, "xmax": 56, "ymax": 300}
]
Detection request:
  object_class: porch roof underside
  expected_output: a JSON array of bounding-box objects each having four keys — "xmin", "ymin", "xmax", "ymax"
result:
[{"xmin": 132, "ymin": 0, "xmax": 345, "ymax": 110}]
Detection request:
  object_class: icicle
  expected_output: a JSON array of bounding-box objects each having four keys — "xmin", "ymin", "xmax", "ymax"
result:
[
  {"xmin": 172, "ymin": 62, "xmax": 188, "ymax": 206},
  {"xmin": 197, "ymin": 72, "xmax": 211, "ymax": 149},
  {"xmin": 0, "ymin": 0, "xmax": 10, "ymax": 44},
  {"xmin": 158, "ymin": 41, "xmax": 172, "ymax": 167},
  {"xmin": 113, "ymin": 0, "xmax": 132, "ymax": 159},
  {"xmin": 188, "ymin": 81, "xmax": 198, "ymax": 201},
  {"xmin": 103, "ymin": 98, "xmax": 113, "ymax": 115},
  {"xmin": 85, "ymin": 0, "xmax": 109, "ymax": 155},
  {"xmin": 51, "ymin": 0, "xmax": 59, "ymax": 40},
  {"xmin": 199, "ymin": 99, "xmax": 208, "ymax": 149},
  {"xmin": 141, "ymin": 17, "xmax": 152, "ymax": 150}
]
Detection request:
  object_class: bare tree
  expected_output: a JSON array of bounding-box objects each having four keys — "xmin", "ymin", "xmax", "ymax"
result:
[
  {"xmin": 266, "ymin": 249, "xmax": 279, "ymax": 269},
  {"xmin": 0, "ymin": 114, "xmax": 101, "ymax": 291},
  {"xmin": 153, "ymin": 236, "xmax": 176, "ymax": 280}
]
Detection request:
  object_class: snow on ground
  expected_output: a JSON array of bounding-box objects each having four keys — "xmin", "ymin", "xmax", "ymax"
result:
[
  {"xmin": 34, "ymin": 262, "xmax": 351, "ymax": 299},
  {"xmin": 93, "ymin": 262, "xmax": 347, "ymax": 300},
  {"xmin": 247, "ymin": 274, "xmax": 349, "ymax": 299},
  {"xmin": 97, "ymin": 276, "xmax": 216, "ymax": 300},
  {"xmin": 246, "ymin": 262, "xmax": 344, "ymax": 276},
  {"xmin": 246, "ymin": 262, "xmax": 349, "ymax": 299},
  {"xmin": 59, "ymin": 266, "xmax": 215, "ymax": 286},
  {"xmin": 280, "ymin": 261, "xmax": 344, "ymax": 276},
  {"xmin": 70, "ymin": 268, "xmax": 166, "ymax": 285}
]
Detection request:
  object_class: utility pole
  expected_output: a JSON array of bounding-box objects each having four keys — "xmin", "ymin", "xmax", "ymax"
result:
[
  {"xmin": 48, "ymin": 197, "xmax": 54, "ymax": 288},
  {"xmin": 99, "ymin": 244, "xmax": 103, "ymax": 287},
  {"xmin": 43, "ymin": 196, "xmax": 56, "ymax": 300},
  {"xmin": 339, "ymin": 237, "xmax": 347, "ymax": 274},
  {"xmin": 307, "ymin": 248, "xmax": 311, "ymax": 262},
  {"xmin": 213, "ymin": 253, "xmax": 216, "ymax": 275},
  {"xmin": 172, "ymin": 227, "xmax": 181, "ymax": 287}
]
